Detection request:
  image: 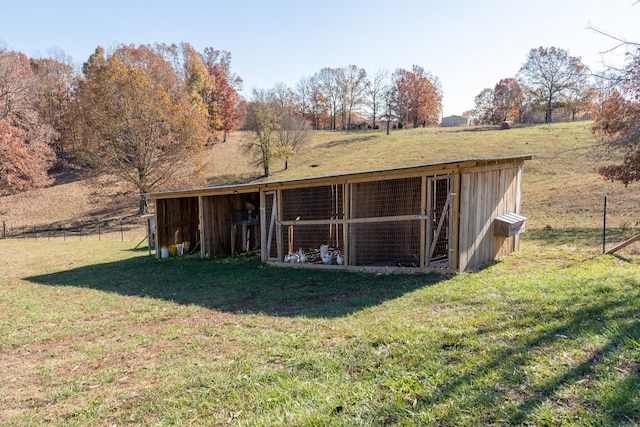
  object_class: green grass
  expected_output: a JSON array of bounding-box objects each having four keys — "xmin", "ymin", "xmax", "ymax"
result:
[
  {"xmin": 225, "ymin": 122, "xmax": 639, "ymax": 230},
  {"xmin": 2, "ymin": 121, "xmax": 639, "ymax": 425},
  {"xmin": 1, "ymin": 236, "xmax": 638, "ymax": 426}
]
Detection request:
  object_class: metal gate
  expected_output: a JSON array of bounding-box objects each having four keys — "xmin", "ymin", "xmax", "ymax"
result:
[{"xmin": 425, "ymin": 175, "xmax": 453, "ymax": 268}]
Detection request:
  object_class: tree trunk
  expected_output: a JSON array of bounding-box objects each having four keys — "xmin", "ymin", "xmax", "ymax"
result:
[
  {"xmin": 139, "ymin": 196, "xmax": 147, "ymax": 215},
  {"xmin": 546, "ymin": 97, "xmax": 553, "ymax": 123}
]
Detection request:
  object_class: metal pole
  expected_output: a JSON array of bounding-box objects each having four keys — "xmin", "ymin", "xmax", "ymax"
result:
[{"xmin": 603, "ymin": 190, "xmax": 607, "ymax": 254}]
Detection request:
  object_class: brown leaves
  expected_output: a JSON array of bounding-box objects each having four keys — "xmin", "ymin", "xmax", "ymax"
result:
[
  {"xmin": 71, "ymin": 44, "xmax": 210, "ymax": 209},
  {"xmin": 0, "ymin": 49, "xmax": 56, "ymax": 196},
  {"xmin": 591, "ymin": 47, "xmax": 640, "ymax": 185},
  {"xmin": 391, "ymin": 66, "xmax": 443, "ymax": 128}
]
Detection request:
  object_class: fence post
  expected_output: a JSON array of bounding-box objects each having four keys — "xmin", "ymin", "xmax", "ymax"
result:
[
  {"xmin": 2, "ymin": 221, "xmax": 5, "ymax": 239},
  {"xmin": 120, "ymin": 219, "xmax": 124, "ymax": 242}
]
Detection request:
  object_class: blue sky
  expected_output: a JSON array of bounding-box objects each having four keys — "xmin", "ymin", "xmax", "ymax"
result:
[{"xmin": 2, "ymin": 0, "xmax": 638, "ymax": 116}]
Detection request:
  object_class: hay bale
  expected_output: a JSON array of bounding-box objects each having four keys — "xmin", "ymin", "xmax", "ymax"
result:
[{"xmin": 500, "ymin": 121, "xmax": 513, "ymax": 130}]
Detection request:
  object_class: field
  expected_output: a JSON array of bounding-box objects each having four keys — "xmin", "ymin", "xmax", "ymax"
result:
[{"xmin": 1, "ymin": 122, "xmax": 639, "ymax": 425}]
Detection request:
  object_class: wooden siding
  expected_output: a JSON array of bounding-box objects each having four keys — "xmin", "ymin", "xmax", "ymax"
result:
[
  {"xmin": 155, "ymin": 197, "xmax": 199, "ymax": 252},
  {"xmin": 458, "ymin": 162, "xmax": 524, "ymax": 271},
  {"xmin": 200, "ymin": 193, "xmax": 260, "ymax": 258},
  {"xmin": 149, "ymin": 155, "xmax": 532, "ymax": 271}
]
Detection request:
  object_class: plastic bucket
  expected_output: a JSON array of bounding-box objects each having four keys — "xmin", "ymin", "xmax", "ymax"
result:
[
  {"xmin": 183, "ymin": 241, "xmax": 191, "ymax": 254},
  {"xmin": 160, "ymin": 247, "xmax": 169, "ymax": 259},
  {"xmin": 177, "ymin": 243, "xmax": 183, "ymax": 256},
  {"xmin": 169, "ymin": 245, "xmax": 178, "ymax": 257}
]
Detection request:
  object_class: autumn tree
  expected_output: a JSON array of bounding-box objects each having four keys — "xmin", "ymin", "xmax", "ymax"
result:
[
  {"xmin": 201, "ymin": 47, "xmax": 245, "ymax": 142},
  {"xmin": 391, "ymin": 65, "xmax": 442, "ymax": 128},
  {"xmin": 561, "ymin": 78, "xmax": 596, "ymax": 121},
  {"xmin": 591, "ymin": 46, "xmax": 640, "ymax": 184},
  {"xmin": 517, "ymin": 46, "xmax": 589, "ymax": 123},
  {"xmin": 295, "ymin": 75, "xmax": 327, "ymax": 130},
  {"xmin": 72, "ymin": 44, "xmax": 210, "ymax": 213},
  {"xmin": 493, "ymin": 78, "xmax": 523, "ymax": 123},
  {"xmin": 0, "ymin": 48, "xmax": 56, "ymax": 196}
]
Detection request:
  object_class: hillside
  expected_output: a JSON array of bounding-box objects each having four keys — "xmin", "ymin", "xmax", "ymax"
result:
[{"xmin": 1, "ymin": 122, "xmax": 638, "ymax": 233}]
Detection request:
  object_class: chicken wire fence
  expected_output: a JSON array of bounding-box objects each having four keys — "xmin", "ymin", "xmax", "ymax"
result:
[{"xmin": 265, "ymin": 174, "xmax": 453, "ymax": 268}]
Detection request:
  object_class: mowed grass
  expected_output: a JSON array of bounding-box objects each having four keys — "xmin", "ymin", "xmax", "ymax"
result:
[
  {"xmin": 1, "ymin": 122, "xmax": 639, "ymax": 425},
  {"xmin": 215, "ymin": 122, "xmax": 640, "ymax": 230},
  {"xmin": 1, "ymin": 234, "xmax": 639, "ymax": 426}
]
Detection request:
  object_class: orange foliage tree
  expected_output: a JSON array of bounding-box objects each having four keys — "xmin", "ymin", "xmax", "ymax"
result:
[
  {"xmin": 391, "ymin": 66, "xmax": 442, "ymax": 128},
  {"xmin": 202, "ymin": 47, "xmax": 246, "ymax": 142},
  {"xmin": 591, "ymin": 47, "xmax": 640, "ymax": 184},
  {"xmin": 0, "ymin": 49, "xmax": 55, "ymax": 196},
  {"xmin": 493, "ymin": 78, "xmax": 523, "ymax": 123},
  {"xmin": 72, "ymin": 44, "xmax": 210, "ymax": 213}
]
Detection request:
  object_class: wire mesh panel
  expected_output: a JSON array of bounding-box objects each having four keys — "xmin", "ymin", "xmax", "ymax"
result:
[
  {"xmin": 350, "ymin": 177, "xmax": 422, "ymax": 267},
  {"xmin": 281, "ymin": 185, "xmax": 342, "ymax": 221},
  {"xmin": 351, "ymin": 177, "xmax": 422, "ymax": 218},
  {"xmin": 350, "ymin": 220, "xmax": 421, "ymax": 267},
  {"xmin": 426, "ymin": 175, "xmax": 452, "ymax": 267},
  {"xmin": 279, "ymin": 185, "xmax": 344, "ymax": 260}
]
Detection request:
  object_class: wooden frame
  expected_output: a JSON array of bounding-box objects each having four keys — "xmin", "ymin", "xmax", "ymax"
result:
[{"xmin": 148, "ymin": 155, "xmax": 533, "ymax": 272}]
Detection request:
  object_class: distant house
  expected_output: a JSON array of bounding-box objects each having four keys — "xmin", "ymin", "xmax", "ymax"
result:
[{"xmin": 441, "ymin": 115, "xmax": 470, "ymax": 127}]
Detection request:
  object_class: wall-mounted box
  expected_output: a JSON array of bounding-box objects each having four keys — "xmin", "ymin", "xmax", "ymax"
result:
[{"xmin": 494, "ymin": 213, "xmax": 527, "ymax": 237}]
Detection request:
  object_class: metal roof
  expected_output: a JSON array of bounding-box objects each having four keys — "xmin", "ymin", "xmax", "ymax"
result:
[{"xmin": 146, "ymin": 154, "xmax": 535, "ymax": 199}]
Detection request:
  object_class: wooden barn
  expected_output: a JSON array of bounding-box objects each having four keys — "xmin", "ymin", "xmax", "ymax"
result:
[{"xmin": 148, "ymin": 155, "xmax": 532, "ymax": 273}]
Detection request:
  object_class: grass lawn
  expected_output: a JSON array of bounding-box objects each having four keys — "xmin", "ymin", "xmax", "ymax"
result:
[
  {"xmin": 1, "ymin": 233, "xmax": 638, "ymax": 426},
  {"xmin": 1, "ymin": 121, "xmax": 639, "ymax": 425}
]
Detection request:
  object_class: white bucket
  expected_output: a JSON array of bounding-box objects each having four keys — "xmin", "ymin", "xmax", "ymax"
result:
[
  {"xmin": 160, "ymin": 247, "xmax": 169, "ymax": 258},
  {"xmin": 177, "ymin": 243, "xmax": 183, "ymax": 256}
]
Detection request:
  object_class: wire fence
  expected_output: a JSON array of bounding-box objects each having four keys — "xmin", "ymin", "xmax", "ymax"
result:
[{"xmin": 0, "ymin": 219, "xmax": 147, "ymax": 243}]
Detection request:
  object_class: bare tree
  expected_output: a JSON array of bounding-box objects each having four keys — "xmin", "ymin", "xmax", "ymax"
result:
[
  {"xmin": 366, "ymin": 69, "xmax": 389, "ymax": 129},
  {"xmin": 316, "ymin": 67, "xmax": 340, "ymax": 130},
  {"xmin": 517, "ymin": 46, "xmax": 589, "ymax": 123},
  {"xmin": 245, "ymin": 87, "xmax": 311, "ymax": 176},
  {"xmin": 342, "ymin": 65, "xmax": 368, "ymax": 129},
  {"xmin": 473, "ymin": 88, "xmax": 494, "ymax": 125}
]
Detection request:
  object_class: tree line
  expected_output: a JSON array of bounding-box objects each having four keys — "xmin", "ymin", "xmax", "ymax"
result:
[
  {"xmin": 1, "ymin": 40, "xmax": 639, "ymax": 214},
  {"xmin": 471, "ymin": 46, "xmax": 595, "ymax": 125}
]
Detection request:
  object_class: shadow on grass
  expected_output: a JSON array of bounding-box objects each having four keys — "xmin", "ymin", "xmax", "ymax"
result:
[
  {"xmin": 25, "ymin": 255, "xmax": 443, "ymax": 318},
  {"xmin": 422, "ymin": 289, "xmax": 640, "ymax": 425},
  {"xmin": 320, "ymin": 134, "xmax": 378, "ymax": 149}
]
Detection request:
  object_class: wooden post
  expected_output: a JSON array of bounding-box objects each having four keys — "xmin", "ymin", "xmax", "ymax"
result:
[
  {"xmin": 603, "ymin": 190, "xmax": 607, "ymax": 254},
  {"xmin": 2, "ymin": 221, "xmax": 5, "ymax": 239}
]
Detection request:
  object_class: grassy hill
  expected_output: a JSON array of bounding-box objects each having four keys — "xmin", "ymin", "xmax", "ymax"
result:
[{"xmin": 3, "ymin": 121, "xmax": 637, "ymax": 234}]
